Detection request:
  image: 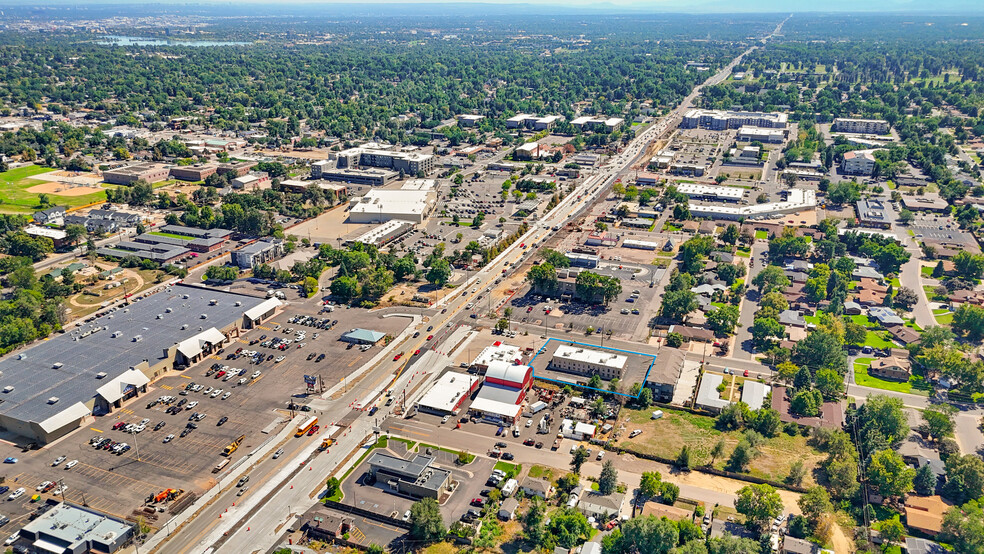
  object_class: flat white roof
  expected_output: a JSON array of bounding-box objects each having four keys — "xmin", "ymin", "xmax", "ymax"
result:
[
  {"xmin": 738, "ymin": 126, "xmax": 785, "ymax": 136},
  {"xmin": 471, "ymin": 383, "xmax": 524, "ymax": 418},
  {"xmin": 741, "ymin": 381, "xmax": 771, "ymax": 411},
  {"xmin": 689, "ymin": 188, "xmax": 816, "ymax": 219},
  {"xmin": 472, "ymin": 343, "xmax": 522, "ymax": 367},
  {"xmin": 676, "ymin": 183, "xmax": 744, "ymax": 200},
  {"xmin": 25, "ymin": 225, "xmax": 67, "ymax": 240},
  {"xmin": 485, "ymin": 360, "xmax": 530, "ymax": 386},
  {"xmin": 517, "ymin": 142, "xmax": 539, "ymax": 152},
  {"xmin": 351, "ymin": 219, "xmax": 415, "ymax": 245},
  {"xmin": 696, "ymin": 373, "xmax": 730, "ymax": 410},
  {"xmin": 350, "ymin": 189, "xmax": 432, "ymax": 217},
  {"xmin": 243, "ymin": 297, "xmax": 282, "ymax": 321},
  {"xmin": 553, "ymin": 345, "xmax": 627, "ymax": 369},
  {"xmin": 417, "ymin": 372, "xmax": 480, "ymax": 412}
]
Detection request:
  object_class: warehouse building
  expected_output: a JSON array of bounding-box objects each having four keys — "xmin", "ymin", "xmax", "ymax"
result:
[
  {"xmin": 18, "ymin": 502, "xmax": 134, "ymax": 554},
  {"xmin": 470, "ymin": 343, "xmax": 523, "ymax": 373},
  {"xmin": 457, "ymin": 114, "xmax": 485, "ymax": 127},
  {"xmin": 0, "ymin": 285, "xmax": 271, "ymax": 444},
  {"xmin": 549, "ymin": 345, "xmax": 627, "ymax": 380},
  {"xmin": 469, "ymin": 361, "xmax": 531, "ymax": 424},
  {"xmin": 232, "ymin": 172, "xmax": 271, "ymax": 190},
  {"xmin": 366, "ymin": 452, "xmax": 452, "ymax": 499},
  {"xmin": 348, "ymin": 189, "xmax": 436, "ymax": 224},
  {"xmin": 681, "ymin": 109, "xmax": 788, "ymax": 130},
  {"xmin": 96, "ymin": 241, "xmax": 189, "ymax": 264},
  {"xmin": 346, "ymin": 219, "xmax": 415, "ymax": 247},
  {"xmin": 415, "ymin": 372, "xmax": 482, "ymax": 415},
  {"xmin": 102, "ymin": 162, "xmax": 170, "ymax": 185}
]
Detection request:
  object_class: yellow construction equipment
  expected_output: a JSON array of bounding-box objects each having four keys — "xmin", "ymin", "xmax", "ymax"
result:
[{"xmin": 223, "ymin": 434, "xmax": 246, "ymax": 456}]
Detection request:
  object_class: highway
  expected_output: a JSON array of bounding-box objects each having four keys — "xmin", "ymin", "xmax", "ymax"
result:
[{"xmin": 149, "ymin": 24, "xmax": 784, "ymax": 554}]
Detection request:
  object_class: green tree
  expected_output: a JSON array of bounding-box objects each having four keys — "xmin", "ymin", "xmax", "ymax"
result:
[
  {"xmin": 943, "ymin": 455, "xmax": 984, "ymax": 504},
  {"xmin": 727, "ymin": 440, "xmax": 755, "ymax": 472},
  {"xmin": 617, "ymin": 515, "xmax": 680, "ymax": 554},
  {"xmin": 843, "ymin": 321, "xmax": 867, "ymax": 348},
  {"xmin": 880, "ymin": 516, "xmax": 906, "ymax": 544},
  {"xmin": 797, "ymin": 486, "xmax": 832, "ymax": 528},
  {"xmin": 541, "ymin": 248, "xmax": 571, "ymax": 268},
  {"xmin": 710, "ymin": 438, "xmax": 727, "ymax": 465},
  {"xmin": 707, "ymin": 305, "xmax": 740, "ymax": 336},
  {"xmin": 721, "ymin": 224, "xmax": 740, "ymax": 245},
  {"xmin": 752, "ymin": 265, "xmax": 790, "ymax": 294},
  {"xmin": 571, "ymin": 446, "xmax": 589, "ymax": 474},
  {"xmin": 868, "ymin": 449, "xmax": 915, "ymax": 499},
  {"xmin": 735, "ymin": 484, "xmax": 783, "ymax": 533},
  {"xmin": 544, "ymin": 508, "xmax": 591, "ymax": 549},
  {"xmin": 599, "ymin": 459, "xmax": 618, "ymax": 495},
  {"xmin": 330, "ymin": 275, "xmax": 360, "ymax": 301},
  {"xmin": 426, "ymin": 258, "xmax": 453, "ymax": 287},
  {"xmin": 922, "ymin": 404, "xmax": 957, "ymax": 442},
  {"xmin": 914, "ymin": 463, "xmax": 938, "ymax": 496},
  {"xmin": 639, "ymin": 471, "xmax": 662, "ymax": 500},
  {"xmin": 940, "ymin": 499, "xmax": 984, "ymax": 553},
  {"xmin": 814, "ymin": 368, "xmax": 844, "ymax": 401},
  {"xmin": 661, "ymin": 290, "xmax": 697, "ymax": 322},
  {"xmin": 953, "ymin": 303, "xmax": 984, "ymax": 341},
  {"xmin": 408, "ymin": 497, "xmax": 446, "ymax": 542},
  {"xmin": 524, "ymin": 497, "xmax": 546, "ymax": 547},
  {"xmin": 707, "ymin": 535, "xmax": 762, "ymax": 553},
  {"xmin": 792, "ymin": 329, "xmax": 846, "ymax": 373},
  {"xmin": 325, "ymin": 477, "xmax": 340, "ymax": 498},
  {"xmin": 526, "ymin": 262, "xmax": 559, "ymax": 295},
  {"xmin": 495, "ymin": 318, "xmax": 509, "ymax": 333},
  {"xmin": 303, "ymin": 276, "xmax": 319, "ymax": 297},
  {"xmin": 677, "ymin": 445, "xmax": 693, "ymax": 470}
]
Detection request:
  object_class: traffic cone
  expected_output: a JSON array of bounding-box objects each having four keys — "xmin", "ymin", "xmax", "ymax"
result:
[
  {"xmin": 219, "ymin": 514, "xmax": 222, "ymax": 518},
  {"xmin": 247, "ymin": 527, "xmax": 250, "ymax": 531}
]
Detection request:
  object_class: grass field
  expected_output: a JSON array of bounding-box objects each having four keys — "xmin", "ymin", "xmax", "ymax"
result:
[
  {"xmin": 921, "ymin": 266, "xmax": 936, "ymax": 279},
  {"xmin": 934, "ymin": 309, "xmax": 954, "ymax": 325},
  {"xmin": 755, "ymin": 230, "xmax": 769, "ymax": 240},
  {"xmin": 0, "ymin": 166, "xmax": 112, "ymax": 214},
  {"xmin": 924, "ymin": 285, "xmax": 947, "ymax": 302},
  {"xmin": 149, "ymin": 231, "xmax": 196, "ymax": 240},
  {"xmin": 663, "ymin": 222, "xmax": 683, "ymax": 232},
  {"xmin": 853, "ymin": 358, "xmax": 931, "ymax": 396},
  {"xmin": 617, "ymin": 407, "xmax": 822, "ymax": 485}
]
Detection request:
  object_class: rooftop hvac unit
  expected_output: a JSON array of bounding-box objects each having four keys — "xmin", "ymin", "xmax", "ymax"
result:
[
  {"xmin": 2, "ymin": 386, "xmax": 13, "ymax": 393},
  {"xmin": 165, "ymin": 307, "xmax": 173, "ymax": 313},
  {"xmin": 96, "ymin": 372, "xmax": 107, "ymax": 379},
  {"xmin": 133, "ymin": 335, "xmax": 143, "ymax": 342},
  {"xmin": 209, "ymin": 299, "xmax": 218, "ymax": 306},
  {"xmin": 181, "ymin": 324, "xmax": 188, "ymax": 330},
  {"xmin": 52, "ymin": 362, "xmax": 63, "ymax": 369},
  {"xmin": 156, "ymin": 314, "xmax": 163, "ymax": 319},
  {"xmin": 235, "ymin": 301, "xmax": 242, "ymax": 307},
  {"xmin": 183, "ymin": 294, "xmax": 190, "ymax": 299},
  {"xmin": 111, "ymin": 331, "xmax": 122, "ymax": 338},
  {"xmin": 17, "ymin": 354, "xmax": 26, "ymax": 360},
  {"xmin": 200, "ymin": 314, "xmax": 208, "ymax": 319},
  {"xmin": 47, "ymin": 397, "xmax": 59, "ymax": 404}
]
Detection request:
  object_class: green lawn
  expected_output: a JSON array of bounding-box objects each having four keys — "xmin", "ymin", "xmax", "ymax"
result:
[
  {"xmin": 735, "ymin": 247, "xmax": 751, "ymax": 258},
  {"xmin": 864, "ymin": 331, "xmax": 896, "ymax": 349},
  {"xmin": 663, "ymin": 222, "xmax": 683, "ymax": 232},
  {"xmin": 853, "ymin": 358, "xmax": 930, "ymax": 396},
  {"xmin": 494, "ymin": 461, "xmax": 522, "ymax": 479},
  {"xmin": 924, "ymin": 285, "xmax": 947, "ymax": 301},
  {"xmin": 755, "ymin": 230, "xmax": 769, "ymax": 240},
  {"xmin": 149, "ymin": 231, "xmax": 195, "ymax": 240},
  {"xmin": 617, "ymin": 407, "xmax": 823, "ymax": 485},
  {"xmin": 934, "ymin": 309, "xmax": 953, "ymax": 325},
  {"xmin": 889, "ymin": 277, "xmax": 901, "ymax": 289},
  {"xmin": 0, "ymin": 165, "xmax": 113, "ymax": 214}
]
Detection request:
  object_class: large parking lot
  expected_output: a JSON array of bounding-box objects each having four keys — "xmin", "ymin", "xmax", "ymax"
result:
[{"xmin": 0, "ymin": 295, "xmax": 411, "ymax": 527}]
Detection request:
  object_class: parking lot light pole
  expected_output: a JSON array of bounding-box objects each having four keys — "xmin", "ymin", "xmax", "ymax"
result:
[{"xmin": 130, "ymin": 430, "xmax": 141, "ymax": 462}]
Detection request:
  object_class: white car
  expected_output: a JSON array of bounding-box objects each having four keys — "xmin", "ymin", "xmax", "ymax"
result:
[
  {"xmin": 5, "ymin": 532, "xmax": 18, "ymax": 545},
  {"xmin": 275, "ymin": 356, "xmax": 285, "ymax": 363},
  {"xmin": 139, "ymin": 418, "xmax": 150, "ymax": 426},
  {"xmin": 7, "ymin": 488, "xmax": 24, "ymax": 501},
  {"xmin": 221, "ymin": 392, "xmax": 232, "ymax": 400},
  {"xmin": 441, "ymin": 415, "xmax": 450, "ymax": 424},
  {"xmin": 525, "ymin": 419, "xmax": 533, "ymax": 428},
  {"xmin": 133, "ymin": 424, "xmax": 146, "ymax": 433},
  {"xmin": 163, "ymin": 434, "xmax": 175, "ymax": 443},
  {"xmin": 210, "ymin": 389, "xmax": 223, "ymax": 398},
  {"xmin": 51, "ymin": 456, "xmax": 66, "ymax": 467},
  {"xmin": 251, "ymin": 371, "xmax": 261, "ymax": 379},
  {"xmin": 53, "ymin": 485, "xmax": 68, "ymax": 495},
  {"xmin": 187, "ymin": 401, "xmax": 199, "ymax": 410},
  {"xmin": 36, "ymin": 481, "xmax": 52, "ymax": 492},
  {"xmin": 238, "ymin": 378, "xmax": 248, "ymax": 385},
  {"xmin": 64, "ymin": 460, "xmax": 78, "ymax": 470}
]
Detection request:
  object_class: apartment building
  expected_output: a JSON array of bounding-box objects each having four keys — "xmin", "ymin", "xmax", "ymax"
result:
[
  {"xmin": 681, "ymin": 109, "xmax": 788, "ymax": 130},
  {"xmin": 834, "ymin": 118, "xmax": 890, "ymax": 135}
]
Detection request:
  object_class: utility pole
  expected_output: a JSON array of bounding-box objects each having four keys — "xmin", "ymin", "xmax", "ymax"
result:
[{"xmin": 130, "ymin": 429, "xmax": 140, "ymax": 462}]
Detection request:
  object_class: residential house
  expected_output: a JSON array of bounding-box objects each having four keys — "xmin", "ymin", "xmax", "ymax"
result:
[
  {"xmin": 300, "ymin": 508, "xmax": 353, "ymax": 541},
  {"xmin": 499, "ymin": 497, "xmax": 519, "ymax": 521},
  {"xmin": 869, "ymin": 306, "xmax": 905, "ymax": 327},
  {"xmin": 779, "ymin": 310, "xmax": 807, "ymax": 328},
  {"xmin": 578, "ymin": 491, "xmax": 626, "ymax": 520},
  {"xmin": 520, "ymin": 477, "xmax": 554, "ymax": 500},
  {"xmin": 843, "ymin": 301, "xmax": 863, "ymax": 315},
  {"xmin": 905, "ymin": 455, "xmax": 947, "ymax": 495},
  {"xmin": 905, "ymin": 495, "xmax": 948, "ymax": 536},
  {"xmin": 869, "ymin": 355, "xmax": 911, "ymax": 381},
  {"xmin": 887, "ymin": 325, "xmax": 921, "ymax": 346},
  {"xmin": 782, "ymin": 537, "xmax": 821, "ymax": 554},
  {"xmin": 33, "ymin": 205, "xmax": 68, "ymax": 226},
  {"xmin": 853, "ymin": 266, "xmax": 884, "ymax": 280},
  {"xmin": 667, "ymin": 325, "xmax": 715, "ymax": 343}
]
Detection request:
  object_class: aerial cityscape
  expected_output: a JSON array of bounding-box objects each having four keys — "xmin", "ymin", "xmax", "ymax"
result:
[{"xmin": 0, "ymin": 3, "xmax": 982, "ymax": 554}]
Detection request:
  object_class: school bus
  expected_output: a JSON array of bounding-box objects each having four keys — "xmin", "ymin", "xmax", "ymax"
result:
[{"xmin": 295, "ymin": 416, "xmax": 318, "ymax": 437}]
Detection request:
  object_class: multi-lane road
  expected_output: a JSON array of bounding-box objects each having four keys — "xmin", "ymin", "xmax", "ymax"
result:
[{"xmin": 152, "ymin": 24, "xmax": 789, "ymax": 554}]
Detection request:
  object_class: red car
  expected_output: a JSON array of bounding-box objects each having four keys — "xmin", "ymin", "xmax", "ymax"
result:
[
  {"xmin": 527, "ymin": 306, "xmax": 533, "ymax": 313},
  {"xmin": 307, "ymin": 425, "xmax": 319, "ymax": 436},
  {"xmin": 743, "ymin": 370, "xmax": 749, "ymax": 377},
  {"xmin": 112, "ymin": 422, "xmax": 126, "ymax": 430},
  {"xmin": 414, "ymin": 349, "xmax": 421, "ymax": 356},
  {"xmin": 523, "ymin": 438, "xmax": 535, "ymax": 446},
  {"xmin": 393, "ymin": 353, "xmax": 403, "ymax": 362},
  {"xmin": 471, "ymin": 498, "xmax": 485, "ymax": 507},
  {"xmin": 426, "ymin": 335, "xmax": 433, "ymax": 341},
  {"xmin": 216, "ymin": 371, "xmax": 226, "ymax": 379}
]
